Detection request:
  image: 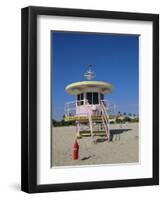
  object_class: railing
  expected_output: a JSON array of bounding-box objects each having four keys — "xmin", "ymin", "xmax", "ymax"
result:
[
  {"xmin": 65, "ymin": 99, "xmax": 116, "ymax": 119},
  {"xmin": 65, "ymin": 100, "xmax": 88, "ymax": 117},
  {"xmin": 100, "ymin": 100, "xmax": 116, "ymax": 116},
  {"xmin": 101, "ymin": 101, "xmax": 109, "ymax": 123},
  {"xmin": 100, "ymin": 100, "xmax": 111, "ymax": 140},
  {"xmin": 64, "ymin": 101, "xmax": 75, "ymax": 118}
]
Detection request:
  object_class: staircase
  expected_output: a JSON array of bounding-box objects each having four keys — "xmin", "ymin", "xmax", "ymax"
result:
[
  {"xmin": 65, "ymin": 100, "xmax": 112, "ymax": 142},
  {"xmin": 85, "ymin": 101, "xmax": 110, "ymax": 142},
  {"xmin": 100, "ymin": 100, "xmax": 110, "ymax": 141}
]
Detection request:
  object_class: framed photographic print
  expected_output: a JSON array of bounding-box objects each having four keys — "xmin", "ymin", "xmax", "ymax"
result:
[{"xmin": 21, "ymin": 6, "xmax": 159, "ymax": 193}]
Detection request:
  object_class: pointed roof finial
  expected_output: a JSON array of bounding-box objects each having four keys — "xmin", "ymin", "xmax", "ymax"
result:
[{"xmin": 84, "ymin": 64, "xmax": 96, "ymax": 80}]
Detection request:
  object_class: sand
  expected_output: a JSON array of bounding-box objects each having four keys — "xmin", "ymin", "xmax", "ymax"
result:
[{"xmin": 51, "ymin": 123, "xmax": 139, "ymax": 167}]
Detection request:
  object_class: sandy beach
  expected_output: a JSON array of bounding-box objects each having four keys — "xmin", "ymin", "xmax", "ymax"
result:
[{"xmin": 51, "ymin": 123, "xmax": 139, "ymax": 167}]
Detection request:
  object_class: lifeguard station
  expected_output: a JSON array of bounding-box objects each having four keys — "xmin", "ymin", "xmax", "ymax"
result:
[{"xmin": 64, "ymin": 65, "xmax": 116, "ymax": 142}]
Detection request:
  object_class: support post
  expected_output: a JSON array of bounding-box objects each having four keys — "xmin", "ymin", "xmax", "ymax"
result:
[{"xmin": 76, "ymin": 121, "xmax": 80, "ymax": 138}]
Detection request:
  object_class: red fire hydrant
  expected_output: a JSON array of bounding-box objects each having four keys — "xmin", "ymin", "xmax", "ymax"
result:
[{"xmin": 73, "ymin": 140, "xmax": 79, "ymax": 160}]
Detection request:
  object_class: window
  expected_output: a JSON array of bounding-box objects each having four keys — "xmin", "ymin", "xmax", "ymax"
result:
[
  {"xmin": 93, "ymin": 93, "xmax": 98, "ymax": 104},
  {"xmin": 86, "ymin": 92, "xmax": 99, "ymax": 104},
  {"xmin": 86, "ymin": 92, "xmax": 92, "ymax": 104},
  {"xmin": 77, "ymin": 93, "xmax": 84, "ymax": 105},
  {"xmin": 77, "ymin": 94, "xmax": 80, "ymax": 101},
  {"xmin": 100, "ymin": 94, "xmax": 104, "ymax": 100},
  {"xmin": 81, "ymin": 93, "xmax": 83, "ymax": 101}
]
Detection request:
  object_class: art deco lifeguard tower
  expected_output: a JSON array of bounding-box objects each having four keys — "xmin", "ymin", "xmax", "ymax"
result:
[{"xmin": 64, "ymin": 65, "xmax": 115, "ymax": 142}]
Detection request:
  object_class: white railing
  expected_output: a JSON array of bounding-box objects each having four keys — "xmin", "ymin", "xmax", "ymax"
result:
[
  {"xmin": 101, "ymin": 101, "xmax": 109, "ymax": 122},
  {"xmin": 100, "ymin": 100, "xmax": 111, "ymax": 140},
  {"xmin": 65, "ymin": 100, "xmax": 88, "ymax": 117},
  {"xmin": 100, "ymin": 100, "xmax": 116, "ymax": 116},
  {"xmin": 65, "ymin": 101, "xmax": 76, "ymax": 117},
  {"xmin": 65, "ymin": 99, "xmax": 116, "ymax": 118}
]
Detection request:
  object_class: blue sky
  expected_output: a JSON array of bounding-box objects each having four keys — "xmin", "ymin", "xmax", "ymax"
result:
[{"xmin": 51, "ymin": 31, "xmax": 139, "ymax": 120}]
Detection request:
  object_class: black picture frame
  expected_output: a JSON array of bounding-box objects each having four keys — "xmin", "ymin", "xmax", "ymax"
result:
[{"xmin": 21, "ymin": 6, "xmax": 159, "ymax": 193}]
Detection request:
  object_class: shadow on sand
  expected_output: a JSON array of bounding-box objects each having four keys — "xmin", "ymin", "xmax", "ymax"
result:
[
  {"xmin": 95, "ymin": 128, "xmax": 132, "ymax": 143},
  {"xmin": 80, "ymin": 156, "xmax": 92, "ymax": 160},
  {"xmin": 110, "ymin": 128, "xmax": 132, "ymax": 141}
]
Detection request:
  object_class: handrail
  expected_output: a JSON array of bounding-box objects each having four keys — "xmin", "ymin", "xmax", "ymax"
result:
[
  {"xmin": 101, "ymin": 102, "xmax": 108, "ymax": 119},
  {"xmin": 85, "ymin": 103, "xmax": 93, "ymax": 139},
  {"xmin": 101, "ymin": 101, "xmax": 109, "ymax": 122},
  {"xmin": 101, "ymin": 114, "xmax": 108, "ymax": 134},
  {"xmin": 100, "ymin": 100, "xmax": 110, "ymax": 139}
]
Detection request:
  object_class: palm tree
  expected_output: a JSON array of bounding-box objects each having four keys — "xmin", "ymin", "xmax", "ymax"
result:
[
  {"xmin": 123, "ymin": 112, "xmax": 126, "ymax": 116},
  {"xmin": 133, "ymin": 114, "xmax": 136, "ymax": 118},
  {"xmin": 118, "ymin": 111, "xmax": 122, "ymax": 117},
  {"xmin": 128, "ymin": 113, "xmax": 132, "ymax": 117}
]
